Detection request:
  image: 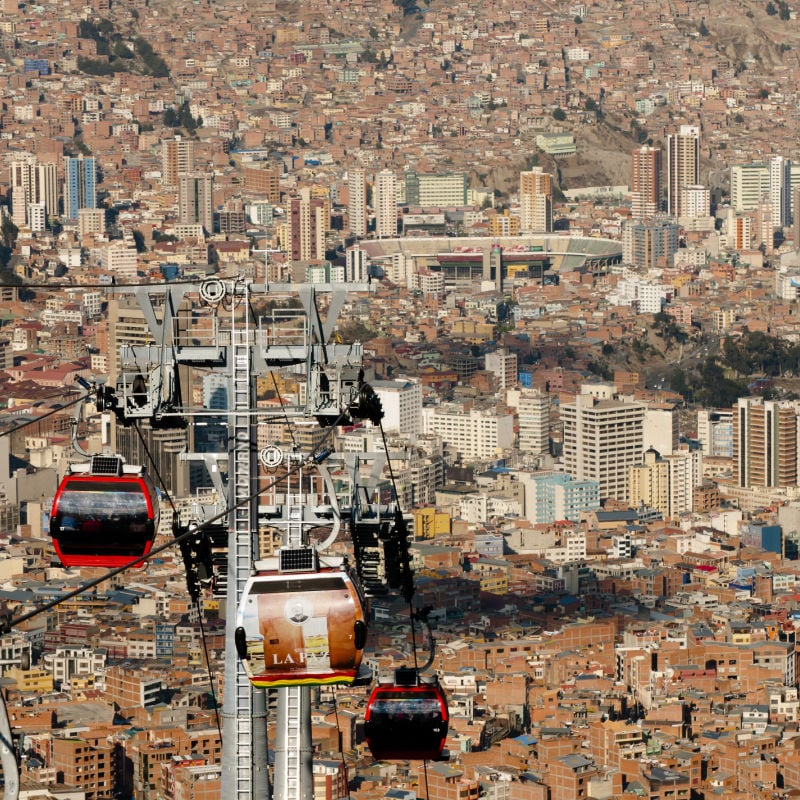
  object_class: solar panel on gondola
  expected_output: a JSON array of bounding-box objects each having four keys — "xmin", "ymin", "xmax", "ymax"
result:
[{"xmin": 49, "ymin": 455, "xmax": 159, "ymax": 568}]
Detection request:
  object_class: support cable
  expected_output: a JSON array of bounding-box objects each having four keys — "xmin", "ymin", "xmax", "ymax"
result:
[
  {"xmin": 0, "ymin": 431, "xmax": 342, "ymax": 635},
  {"xmin": 0, "ymin": 394, "xmax": 85, "ymax": 438}
]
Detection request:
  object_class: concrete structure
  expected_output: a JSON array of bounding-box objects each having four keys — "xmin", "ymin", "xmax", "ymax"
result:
[
  {"xmin": 516, "ymin": 389, "xmax": 550, "ymax": 457},
  {"xmin": 372, "ymin": 378, "xmax": 423, "ymax": 435},
  {"xmin": 162, "ymin": 136, "xmax": 194, "ymax": 187},
  {"xmin": 374, "ymin": 169, "xmax": 398, "ymax": 239},
  {"xmin": 423, "ymin": 403, "xmax": 514, "ymax": 461},
  {"xmin": 630, "ymin": 145, "xmax": 662, "ymax": 219},
  {"xmin": 519, "ymin": 168, "xmax": 552, "ymax": 233},
  {"xmin": 63, "ymin": 155, "xmax": 96, "ymax": 220},
  {"xmin": 289, "ymin": 187, "xmax": 328, "ymax": 262},
  {"xmin": 733, "ymin": 397, "xmax": 798, "ymax": 488},
  {"xmin": 562, "ymin": 386, "xmax": 646, "ymax": 504},
  {"xmin": 178, "ymin": 173, "xmax": 213, "ymax": 233},
  {"xmin": 404, "ymin": 170, "xmax": 468, "ymax": 207},
  {"xmin": 519, "ymin": 471, "xmax": 601, "ymax": 523},
  {"xmin": 348, "ymin": 168, "xmax": 367, "ymax": 238},
  {"xmin": 484, "ymin": 348, "xmax": 517, "ymax": 390},
  {"xmin": 666, "ymin": 125, "xmax": 699, "ymax": 218}
]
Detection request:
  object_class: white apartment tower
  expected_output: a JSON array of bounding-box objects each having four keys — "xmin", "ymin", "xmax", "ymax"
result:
[
  {"xmin": 517, "ymin": 390, "xmax": 550, "ymax": 457},
  {"xmin": 423, "ymin": 404, "xmax": 515, "ymax": 461},
  {"xmin": 643, "ymin": 404, "xmax": 679, "ymax": 456},
  {"xmin": 562, "ymin": 387, "xmax": 646, "ymax": 504},
  {"xmin": 666, "ymin": 125, "xmax": 699, "ymax": 218},
  {"xmin": 770, "ymin": 155, "xmax": 792, "ymax": 228},
  {"xmin": 348, "ymin": 168, "xmax": 367, "ymax": 238},
  {"xmin": 372, "ymin": 379, "xmax": 423, "ymax": 435},
  {"xmin": 731, "ymin": 162, "xmax": 770, "ymax": 212},
  {"xmin": 374, "ymin": 169, "xmax": 398, "ymax": 238},
  {"xmin": 682, "ymin": 185, "xmax": 710, "ymax": 218},
  {"xmin": 345, "ymin": 244, "xmax": 368, "ymax": 282},
  {"xmin": 485, "ymin": 349, "xmax": 518, "ymax": 390},
  {"xmin": 10, "ymin": 158, "xmax": 58, "ymax": 228}
]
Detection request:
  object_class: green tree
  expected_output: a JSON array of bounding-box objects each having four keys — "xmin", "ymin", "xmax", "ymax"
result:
[
  {"xmin": 552, "ymin": 107, "xmax": 566, "ymax": 121},
  {"xmin": 1, "ymin": 217, "xmax": 18, "ymax": 249},
  {"xmin": 667, "ymin": 367, "xmax": 691, "ymax": 400},
  {"xmin": 696, "ymin": 358, "xmax": 748, "ymax": 407},
  {"xmin": 132, "ymin": 230, "xmax": 146, "ymax": 253}
]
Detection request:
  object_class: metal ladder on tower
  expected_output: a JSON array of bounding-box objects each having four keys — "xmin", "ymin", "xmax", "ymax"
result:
[{"xmin": 222, "ymin": 282, "xmax": 269, "ymax": 800}]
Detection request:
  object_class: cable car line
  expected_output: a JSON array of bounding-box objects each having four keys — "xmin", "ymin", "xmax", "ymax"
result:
[
  {"xmin": 0, "ymin": 394, "xmax": 85, "ymax": 438},
  {"xmin": 196, "ymin": 599, "xmax": 223, "ymax": 745},
  {"xmin": 4, "ymin": 435, "xmax": 341, "ymax": 637}
]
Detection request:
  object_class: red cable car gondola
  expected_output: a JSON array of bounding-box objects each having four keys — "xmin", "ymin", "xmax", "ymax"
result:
[
  {"xmin": 365, "ymin": 667, "xmax": 449, "ymax": 761},
  {"xmin": 49, "ymin": 455, "xmax": 159, "ymax": 568}
]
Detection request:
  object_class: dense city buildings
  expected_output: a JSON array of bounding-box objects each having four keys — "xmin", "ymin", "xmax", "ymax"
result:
[{"xmin": 4, "ymin": 0, "xmax": 800, "ymax": 797}]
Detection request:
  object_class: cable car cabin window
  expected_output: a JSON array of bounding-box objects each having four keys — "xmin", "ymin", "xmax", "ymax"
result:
[
  {"xmin": 365, "ymin": 689, "xmax": 448, "ymax": 761},
  {"xmin": 52, "ymin": 480, "xmax": 154, "ymax": 556}
]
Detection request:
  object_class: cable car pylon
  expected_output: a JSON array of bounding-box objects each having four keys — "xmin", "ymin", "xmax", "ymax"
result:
[{"xmin": 70, "ymin": 277, "xmax": 374, "ymax": 800}]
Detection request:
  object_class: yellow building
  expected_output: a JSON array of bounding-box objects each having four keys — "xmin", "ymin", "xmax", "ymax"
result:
[
  {"xmin": 413, "ymin": 507, "xmax": 450, "ymax": 540},
  {"xmin": 629, "ymin": 449, "xmax": 670, "ymax": 515},
  {"xmin": 5, "ymin": 666, "xmax": 53, "ymax": 694},
  {"xmin": 478, "ymin": 570, "xmax": 509, "ymax": 595}
]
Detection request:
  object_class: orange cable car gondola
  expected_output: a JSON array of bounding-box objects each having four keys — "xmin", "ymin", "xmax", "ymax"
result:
[
  {"xmin": 365, "ymin": 667, "xmax": 449, "ymax": 761},
  {"xmin": 49, "ymin": 455, "xmax": 159, "ymax": 568},
  {"xmin": 235, "ymin": 554, "xmax": 367, "ymax": 689}
]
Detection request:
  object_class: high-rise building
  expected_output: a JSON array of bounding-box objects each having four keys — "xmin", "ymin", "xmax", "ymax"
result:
[
  {"xmin": 372, "ymin": 379, "xmax": 423, "ymax": 435},
  {"xmin": 681, "ymin": 184, "xmax": 710, "ymax": 218},
  {"xmin": 161, "ymin": 135, "xmax": 194, "ymax": 187},
  {"xmin": 697, "ymin": 408, "xmax": 733, "ymax": 457},
  {"xmin": 643, "ymin": 404, "xmax": 679, "ymax": 456},
  {"xmin": 734, "ymin": 397, "xmax": 798, "ymax": 488},
  {"xmin": 348, "ymin": 168, "xmax": 367, "ymax": 238},
  {"xmin": 422, "ymin": 403, "xmax": 515, "ymax": 461},
  {"xmin": 622, "ymin": 217, "xmax": 679, "ymax": 269},
  {"xmin": 404, "ymin": 171, "xmax": 468, "ymax": 207},
  {"xmin": 666, "ymin": 125, "xmax": 699, "ymax": 217},
  {"xmin": 519, "ymin": 472, "xmax": 600, "ymax": 525},
  {"xmin": 78, "ymin": 207, "xmax": 105, "ymax": 237},
  {"xmin": 374, "ymin": 169, "xmax": 398, "ymax": 238},
  {"xmin": 770, "ymin": 155, "xmax": 792, "ymax": 228},
  {"xmin": 755, "ymin": 198, "xmax": 775, "ymax": 255},
  {"xmin": 517, "ymin": 390, "xmax": 550, "ymax": 457},
  {"xmin": 731, "ymin": 162, "xmax": 770, "ymax": 212},
  {"xmin": 243, "ymin": 164, "xmax": 279, "ymax": 202},
  {"xmin": 345, "ymin": 244, "xmax": 368, "ymax": 282},
  {"xmin": 629, "ymin": 446, "xmax": 702, "ymax": 519},
  {"xmin": 562, "ymin": 386, "xmax": 646, "ymax": 504},
  {"xmin": 630, "ymin": 146, "xmax": 662, "ymax": 219},
  {"xmin": 11, "ymin": 158, "xmax": 59, "ymax": 227},
  {"xmin": 179, "ymin": 173, "xmax": 214, "ymax": 233},
  {"xmin": 484, "ymin": 348, "xmax": 518, "ymax": 390},
  {"xmin": 63, "ymin": 155, "xmax": 96, "ymax": 220},
  {"xmin": 289, "ymin": 188, "xmax": 329, "ymax": 261},
  {"xmin": 519, "ymin": 168, "xmax": 552, "ymax": 232}
]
